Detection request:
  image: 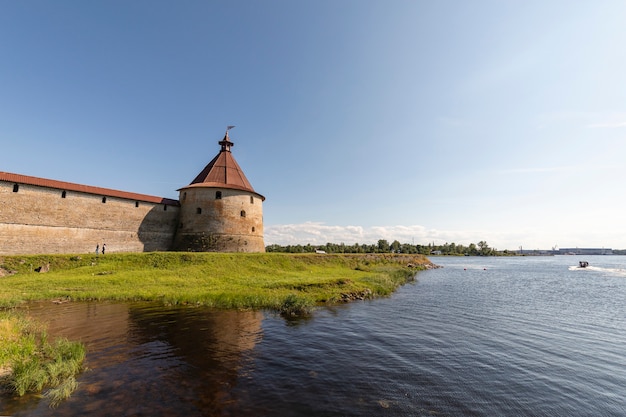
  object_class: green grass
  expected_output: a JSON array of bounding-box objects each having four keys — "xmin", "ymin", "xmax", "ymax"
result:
[
  {"xmin": 0, "ymin": 311, "xmax": 86, "ymax": 406},
  {"xmin": 0, "ymin": 252, "xmax": 432, "ymax": 314}
]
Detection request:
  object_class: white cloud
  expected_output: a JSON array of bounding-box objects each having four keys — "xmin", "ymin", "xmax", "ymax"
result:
[
  {"xmin": 583, "ymin": 112, "xmax": 626, "ymax": 128},
  {"xmin": 265, "ymin": 219, "xmax": 626, "ymax": 251},
  {"xmin": 498, "ymin": 164, "xmax": 617, "ymax": 175},
  {"xmin": 585, "ymin": 121, "xmax": 626, "ymax": 128},
  {"xmin": 535, "ymin": 111, "xmax": 626, "ymax": 130},
  {"xmin": 265, "ymin": 222, "xmax": 501, "ymax": 248},
  {"xmin": 499, "ymin": 166, "xmax": 573, "ymax": 174}
]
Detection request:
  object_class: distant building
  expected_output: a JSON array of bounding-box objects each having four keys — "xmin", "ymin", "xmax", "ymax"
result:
[
  {"xmin": 557, "ymin": 248, "xmax": 613, "ymax": 255},
  {"xmin": 0, "ymin": 129, "xmax": 265, "ymax": 254}
]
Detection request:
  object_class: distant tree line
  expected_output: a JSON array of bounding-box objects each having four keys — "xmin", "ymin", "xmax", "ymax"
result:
[{"xmin": 266, "ymin": 240, "xmax": 515, "ymax": 256}]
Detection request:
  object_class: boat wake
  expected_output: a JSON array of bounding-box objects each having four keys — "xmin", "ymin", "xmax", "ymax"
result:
[{"xmin": 568, "ymin": 265, "xmax": 626, "ymax": 277}]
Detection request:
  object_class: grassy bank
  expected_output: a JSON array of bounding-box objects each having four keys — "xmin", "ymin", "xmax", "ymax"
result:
[
  {"xmin": 0, "ymin": 311, "xmax": 86, "ymax": 406},
  {"xmin": 0, "ymin": 252, "xmax": 432, "ymax": 314}
]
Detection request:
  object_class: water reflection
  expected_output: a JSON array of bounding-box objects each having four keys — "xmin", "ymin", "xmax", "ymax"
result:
[{"xmin": 2, "ymin": 302, "xmax": 263, "ymax": 416}]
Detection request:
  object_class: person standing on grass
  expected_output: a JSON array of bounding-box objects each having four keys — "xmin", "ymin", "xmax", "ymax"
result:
[
  {"xmin": 102, "ymin": 243, "xmax": 106, "ymax": 254},
  {"xmin": 95, "ymin": 244, "xmax": 99, "ymax": 255}
]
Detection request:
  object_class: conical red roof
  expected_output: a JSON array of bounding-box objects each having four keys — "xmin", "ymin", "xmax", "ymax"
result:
[{"xmin": 181, "ymin": 131, "xmax": 264, "ymax": 200}]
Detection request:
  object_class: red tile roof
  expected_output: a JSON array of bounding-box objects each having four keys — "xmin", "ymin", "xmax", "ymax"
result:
[
  {"xmin": 180, "ymin": 132, "xmax": 265, "ymax": 200},
  {"xmin": 0, "ymin": 171, "xmax": 180, "ymax": 206}
]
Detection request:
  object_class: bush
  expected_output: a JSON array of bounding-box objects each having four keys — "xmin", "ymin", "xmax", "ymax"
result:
[{"xmin": 279, "ymin": 294, "xmax": 313, "ymax": 317}]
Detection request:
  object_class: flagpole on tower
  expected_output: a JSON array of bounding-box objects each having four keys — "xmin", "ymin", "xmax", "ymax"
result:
[
  {"xmin": 224, "ymin": 125, "xmax": 235, "ymax": 141},
  {"xmin": 220, "ymin": 125, "xmax": 236, "ymax": 152}
]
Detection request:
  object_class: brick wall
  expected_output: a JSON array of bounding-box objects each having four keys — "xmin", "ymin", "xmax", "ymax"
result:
[{"xmin": 0, "ymin": 181, "xmax": 180, "ymax": 255}]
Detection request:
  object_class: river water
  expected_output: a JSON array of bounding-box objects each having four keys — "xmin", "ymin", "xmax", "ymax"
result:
[{"xmin": 2, "ymin": 255, "xmax": 625, "ymax": 416}]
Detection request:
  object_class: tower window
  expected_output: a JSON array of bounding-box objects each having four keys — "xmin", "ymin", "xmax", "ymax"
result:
[
  {"xmin": 216, "ymin": 191, "xmax": 222, "ymax": 199},
  {"xmin": 13, "ymin": 184, "xmax": 19, "ymax": 193},
  {"xmin": 102, "ymin": 197, "xmax": 107, "ymax": 203},
  {"xmin": 61, "ymin": 191, "xmax": 67, "ymax": 198},
  {"xmin": 164, "ymin": 205, "xmax": 167, "ymax": 211},
  {"xmin": 250, "ymin": 196, "xmax": 254, "ymax": 204},
  {"xmin": 183, "ymin": 192, "xmax": 187, "ymax": 200},
  {"xmin": 135, "ymin": 201, "xmax": 139, "ymax": 207},
  {"xmin": 197, "ymin": 207, "xmax": 202, "ymax": 214},
  {"xmin": 240, "ymin": 210, "xmax": 246, "ymax": 218},
  {"xmin": 252, "ymin": 226, "xmax": 256, "ymax": 232}
]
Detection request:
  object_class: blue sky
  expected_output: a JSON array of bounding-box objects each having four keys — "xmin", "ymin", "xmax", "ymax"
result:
[{"xmin": 2, "ymin": 1, "xmax": 625, "ymax": 250}]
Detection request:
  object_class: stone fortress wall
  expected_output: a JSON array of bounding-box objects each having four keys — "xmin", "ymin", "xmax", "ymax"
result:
[
  {"xmin": 0, "ymin": 180, "xmax": 180, "ymax": 255},
  {"xmin": 1, "ymin": 130, "xmax": 266, "ymax": 256}
]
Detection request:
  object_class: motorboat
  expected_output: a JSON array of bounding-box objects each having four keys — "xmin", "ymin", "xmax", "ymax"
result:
[{"xmin": 578, "ymin": 261, "xmax": 589, "ymax": 268}]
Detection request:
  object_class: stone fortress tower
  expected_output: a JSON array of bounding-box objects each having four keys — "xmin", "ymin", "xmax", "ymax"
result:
[{"xmin": 172, "ymin": 128, "xmax": 265, "ymax": 252}]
